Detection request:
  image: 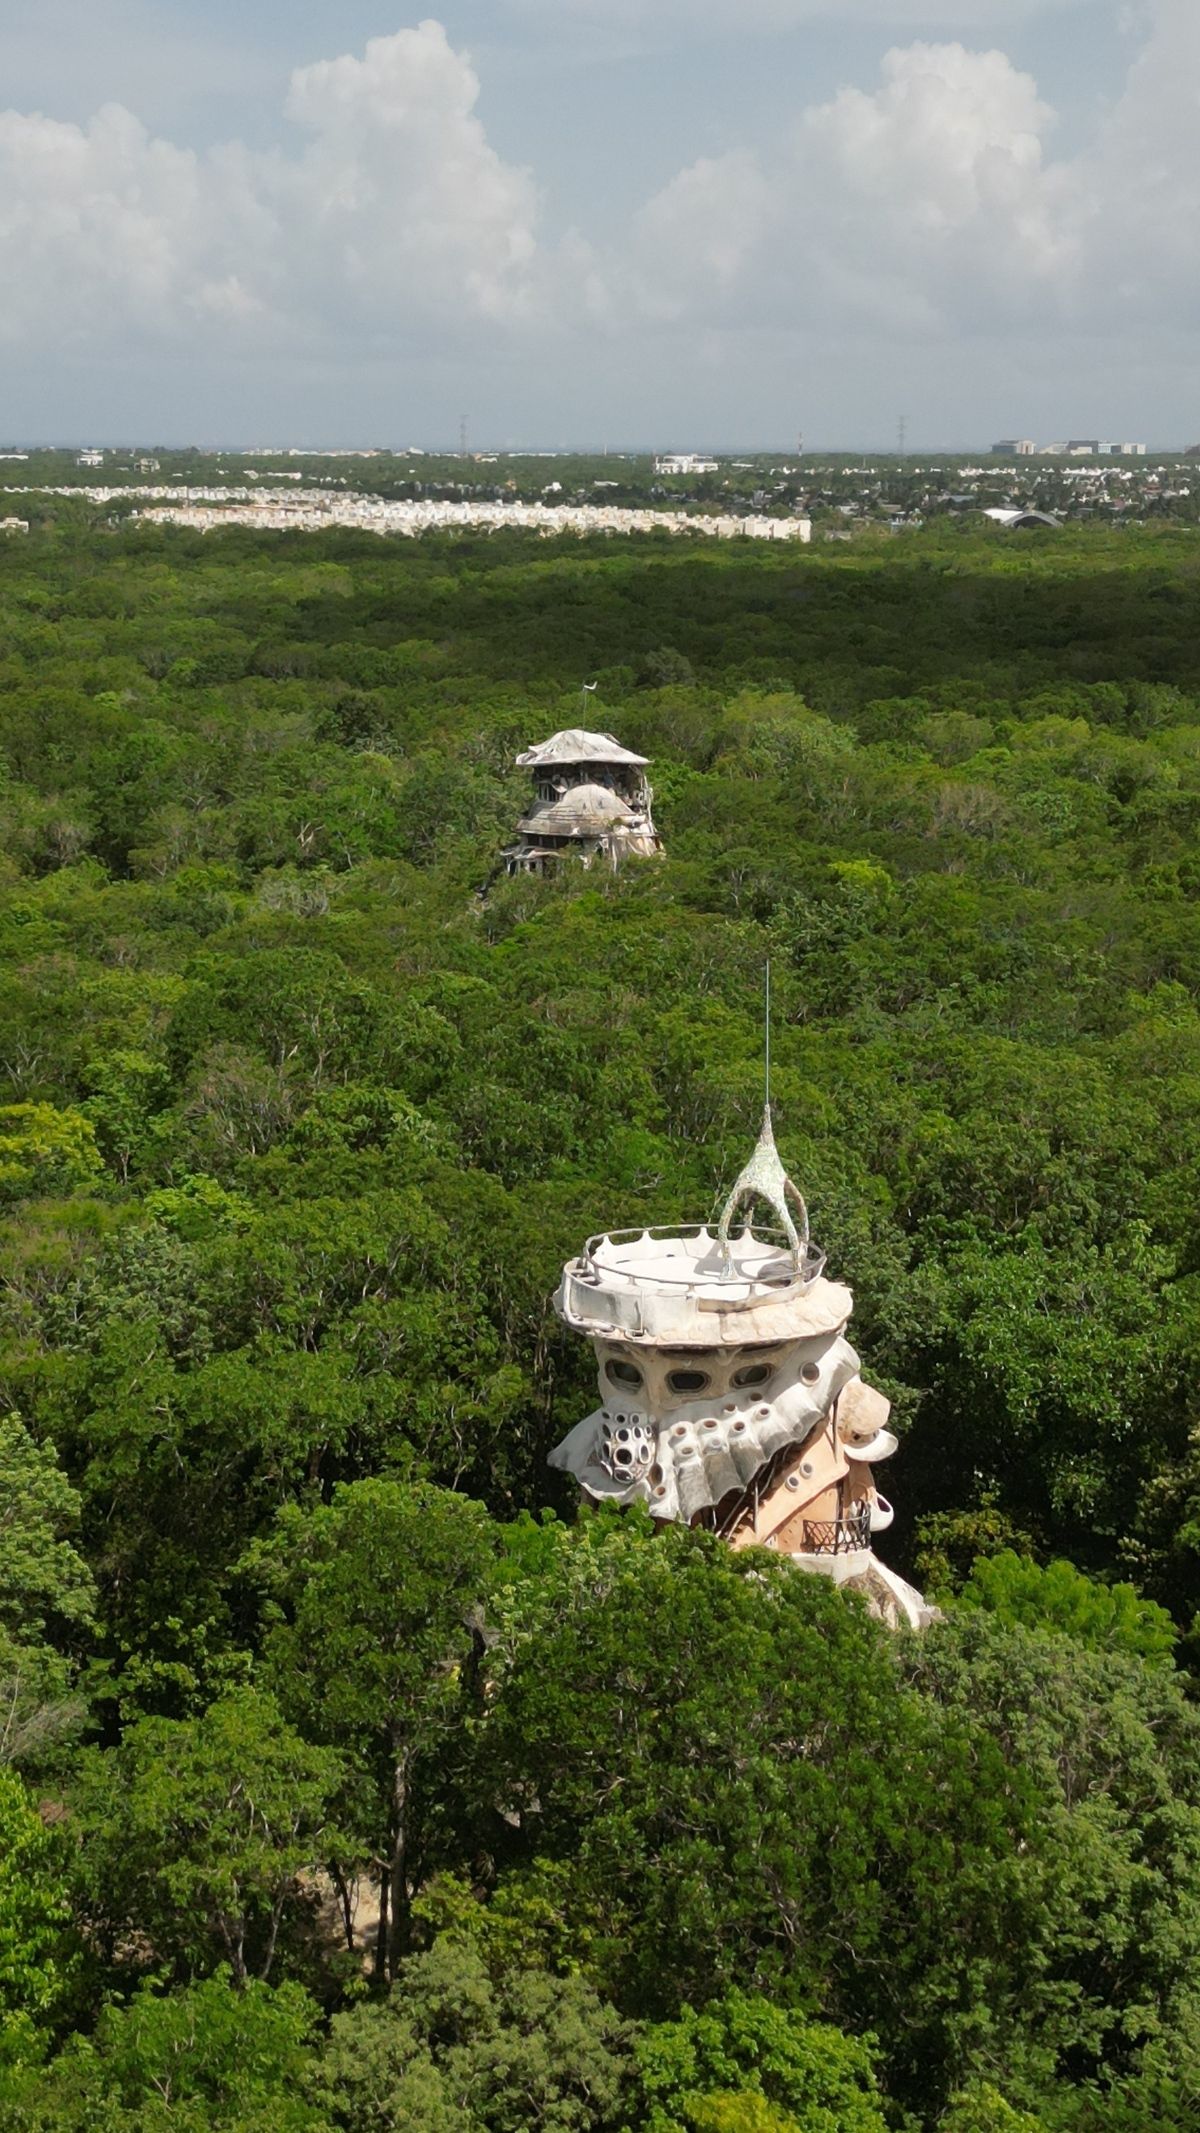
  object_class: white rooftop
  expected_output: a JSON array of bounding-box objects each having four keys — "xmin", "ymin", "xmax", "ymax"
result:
[
  {"xmin": 518, "ymin": 783, "xmax": 637, "ymax": 834},
  {"xmin": 558, "ymin": 1225, "xmax": 851, "ymax": 1346},
  {"xmin": 515, "ymin": 728, "xmax": 649, "ymax": 769}
]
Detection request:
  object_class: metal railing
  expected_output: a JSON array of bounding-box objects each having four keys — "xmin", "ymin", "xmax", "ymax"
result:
[{"xmin": 801, "ymin": 1508, "xmax": 872, "ymax": 1555}]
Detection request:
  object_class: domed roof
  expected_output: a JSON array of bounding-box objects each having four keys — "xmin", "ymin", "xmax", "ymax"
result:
[
  {"xmin": 515, "ymin": 728, "xmax": 649, "ymax": 770},
  {"xmin": 518, "ymin": 783, "xmax": 638, "ymax": 836}
]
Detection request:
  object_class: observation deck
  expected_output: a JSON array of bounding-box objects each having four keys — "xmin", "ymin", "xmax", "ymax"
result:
[{"xmin": 556, "ymin": 1223, "xmax": 853, "ymax": 1348}]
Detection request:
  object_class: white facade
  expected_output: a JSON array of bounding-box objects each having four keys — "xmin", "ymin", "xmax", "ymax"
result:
[
  {"xmin": 549, "ymin": 1107, "xmax": 933, "ymax": 1631},
  {"xmin": 655, "ymin": 454, "xmax": 719, "ymax": 475}
]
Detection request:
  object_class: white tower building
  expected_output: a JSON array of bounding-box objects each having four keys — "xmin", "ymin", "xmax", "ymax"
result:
[{"xmin": 549, "ymin": 1104, "xmax": 932, "ymax": 1629}]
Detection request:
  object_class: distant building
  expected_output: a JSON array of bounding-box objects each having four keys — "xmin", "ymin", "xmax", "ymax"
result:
[
  {"xmin": 1067, "ymin": 440, "xmax": 1100, "ymax": 455},
  {"xmin": 502, "ymin": 726, "xmax": 662, "ymax": 877},
  {"xmin": 655, "ymin": 454, "xmax": 719, "ymax": 476},
  {"xmin": 0, "ymin": 518, "xmax": 29, "ymax": 536},
  {"xmin": 992, "ymin": 439, "xmax": 1036, "ymax": 456},
  {"xmin": 984, "ymin": 507, "xmax": 1061, "ymax": 530},
  {"xmin": 76, "ymin": 449, "xmax": 104, "ymax": 468}
]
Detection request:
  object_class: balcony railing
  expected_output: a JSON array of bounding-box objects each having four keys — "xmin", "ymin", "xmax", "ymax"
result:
[{"xmin": 801, "ymin": 1508, "xmax": 872, "ymax": 1555}]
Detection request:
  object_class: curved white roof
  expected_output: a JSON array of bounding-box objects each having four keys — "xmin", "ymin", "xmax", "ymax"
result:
[
  {"xmin": 519, "ymin": 783, "xmax": 637, "ymax": 834},
  {"xmin": 515, "ymin": 727, "xmax": 649, "ymax": 769}
]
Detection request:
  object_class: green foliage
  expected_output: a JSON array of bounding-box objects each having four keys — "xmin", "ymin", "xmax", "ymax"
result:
[
  {"xmin": 0, "ymin": 1414, "xmax": 94, "ymax": 1765},
  {"xmin": 0, "ymin": 1106, "xmax": 102, "ymax": 1203},
  {"xmin": 70, "ymin": 1689, "xmax": 339, "ymax": 1987},
  {"xmin": 957, "ymin": 1550, "xmax": 1177, "ymax": 1663},
  {"xmin": 252, "ymin": 1479, "xmax": 497, "ymax": 1976},
  {"xmin": 0, "ymin": 1970, "xmax": 324, "ymax": 2131},
  {"xmin": 634, "ymin": 1992, "xmax": 885, "ymax": 2133},
  {"xmin": 939, "ymin": 2086, "xmax": 1049, "ymax": 2133},
  {"xmin": 318, "ymin": 1936, "xmax": 633, "ymax": 2132},
  {"xmin": 683, "ymin": 2099, "xmax": 805, "ymax": 2133},
  {"xmin": 5, "ymin": 518, "xmax": 1200, "ymax": 2128},
  {"xmin": 0, "ymin": 1768, "xmax": 69, "ymax": 2067}
]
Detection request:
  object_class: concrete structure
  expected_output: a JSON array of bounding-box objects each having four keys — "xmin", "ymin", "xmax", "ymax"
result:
[
  {"xmin": 549, "ymin": 1104, "xmax": 933, "ymax": 1630},
  {"xmin": 655, "ymin": 453, "xmax": 719, "ymax": 475},
  {"xmin": 502, "ymin": 725, "xmax": 661, "ymax": 877},
  {"xmin": 992, "ymin": 439, "xmax": 1036, "ymax": 456},
  {"xmin": 984, "ymin": 507, "xmax": 1061, "ymax": 530},
  {"xmin": 12, "ymin": 485, "xmax": 812, "ymax": 544}
]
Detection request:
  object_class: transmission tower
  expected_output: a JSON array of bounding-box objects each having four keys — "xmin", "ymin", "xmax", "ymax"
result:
[
  {"xmin": 459, "ymin": 414, "xmax": 468, "ymax": 458},
  {"xmin": 898, "ymin": 414, "xmax": 907, "ymax": 459}
]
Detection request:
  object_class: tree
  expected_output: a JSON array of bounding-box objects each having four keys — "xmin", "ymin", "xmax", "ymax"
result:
[
  {"xmin": 0, "ymin": 1768, "xmax": 69, "ymax": 2069},
  {"xmin": 252, "ymin": 1480, "xmax": 497, "ymax": 1978},
  {"xmin": 957, "ymin": 1550, "xmax": 1177, "ymax": 1665},
  {"xmin": 906, "ymin": 1612, "xmax": 1200, "ymax": 2111},
  {"xmin": 318, "ymin": 1936, "xmax": 633, "ymax": 2132},
  {"xmin": 70, "ymin": 1689, "xmax": 339, "ymax": 1988},
  {"xmin": 0, "ymin": 1414, "xmax": 94, "ymax": 1766},
  {"xmin": 0, "ymin": 1106, "xmax": 102, "ymax": 1204},
  {"xmin": 633, "ymin": 1993, "xmax": 885, "ymax": 2133},
  {"xmin": 939, "ymin": 2087, "xmax": 1049, "ymax": 2133},
  {"xmin": 0, "ymin": 1970, "xmax": 324, "ymax": 2132}
]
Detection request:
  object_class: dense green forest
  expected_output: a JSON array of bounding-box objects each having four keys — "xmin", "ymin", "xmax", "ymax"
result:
[{"xmin": 2, "ymin": 516, "xmax": 1200, "ymax": 2131}]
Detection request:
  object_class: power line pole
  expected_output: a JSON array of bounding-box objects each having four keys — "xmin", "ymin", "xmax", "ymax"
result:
[
  {"xmin": 459, "ymin": 414, "xmax": 468, "ymax": 458},
  {"xmin": 898, "ymin": 414, "xmax": 907, "ymax": 459}
]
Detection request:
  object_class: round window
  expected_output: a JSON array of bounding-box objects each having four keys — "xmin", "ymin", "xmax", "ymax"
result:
[
  {"xmin": 605, "ymin": 1359, "xmax": 644, "ymax": 1390},
  {"xmin": 732, "ymin": 1362, "xmax": 773, "ymax": 1389},
  {"xmin": 667, "ymin": 1369, "xmax": 711, "ymax": 1395}
]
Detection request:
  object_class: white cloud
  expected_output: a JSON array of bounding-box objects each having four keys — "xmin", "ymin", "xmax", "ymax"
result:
[
  {"xmin": 0, "ymin": 21, "xmax": 545, "ymax": 354},
  {"xmin": 624, "ymin": 42, "xmax": 1074, "ymax": 337},
  {"xmin": 0, "ymin": 5, "xmax": 1199, "ymax": 432}
]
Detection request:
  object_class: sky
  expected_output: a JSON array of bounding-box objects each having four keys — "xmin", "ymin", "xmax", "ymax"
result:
[{"xmin": 1, "ymin": 0, "xmax": 1197, "ymax": 448}]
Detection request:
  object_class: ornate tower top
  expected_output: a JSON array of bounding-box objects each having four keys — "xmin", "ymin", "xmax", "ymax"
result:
[{"xmin": 717, "ymin": 1104, "xmax": 817, "ymax": 1278}]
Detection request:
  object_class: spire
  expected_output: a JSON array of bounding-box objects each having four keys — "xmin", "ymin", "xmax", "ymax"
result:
[
  {"xmin": 716, "ymin": 962, "xmax": 814, "ymax": 1273},
  {"xmin": 716, "ymin": 1102, "xmax": 811, "ymax": 1268}
]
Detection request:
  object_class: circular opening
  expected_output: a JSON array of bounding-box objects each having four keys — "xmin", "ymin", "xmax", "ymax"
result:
[
  {"xmin": 732, "ymin": 1363, "xmax": 773, "ymax": 1389},
  {"xmin": 606, "ymin": 1359, "xmax": 644, "ymax": 1390},
  {"xmin": 800, "ymin": 1362, "xmax": 821, "ymax": 1386},
  {"xmin": 672, "ymin": 1424, "xmax": 688, "ymax": 1439},
  {"xmin": 786, "ymin": 1474, "xmax": 801, "ymax": 1491},
  {"xmin": 703, "ymin": 1417, "xmax": 719, "ymax": 1431},
  {"xmin": 667, "ymin": 1369, "xmax": 711, "ymax": 1395},
  {"xmin": 731, "ymin": 1421, "xmax": 746, "ymax": 1434}
]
